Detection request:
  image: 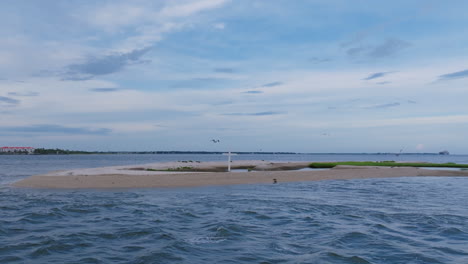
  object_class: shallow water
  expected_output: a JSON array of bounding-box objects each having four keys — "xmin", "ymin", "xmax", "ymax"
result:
[
  {"xmin": 1, "ymin": 154, "xmax": 468, "ymax": 263},
  {"xmin": 420, "ymin": 167, "xmax": 467, "ymax": 171}
]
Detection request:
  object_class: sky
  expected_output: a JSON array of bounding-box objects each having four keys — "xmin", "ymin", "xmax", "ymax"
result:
[{"xmin": 1, "ymin": 0, "xmax": 468, "ymax": 153}]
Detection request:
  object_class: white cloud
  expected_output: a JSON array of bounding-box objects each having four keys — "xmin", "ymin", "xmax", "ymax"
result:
[
  {"xmin": 84, "ymin": 3, "xmax": 148, "ymax": 32},
  {"xmin": 213, "ymin": 22, "xmax": 225, "ymax": 29},
  {"xmin": 90, "ymin": 122, "xmax": 164, "ymax": 133},
  {"xmin": 76, "ymin": 0, "xmax": 230, "ymax": 52},
  {"xmin": 290, "ymin": 115, "xmax": 468, "ymax": 130},
  {"xmin": 0, "ymin": 0, "xmax": 232, "ymax": 80},
  {"xmin": 159, "ymin": 0, "xmax": 228, "ymax": 18}
]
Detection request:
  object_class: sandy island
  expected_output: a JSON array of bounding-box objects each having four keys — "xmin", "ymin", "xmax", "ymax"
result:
[{"xmin": 12, "ymin": 160, "xmax": 468, "ymax": 189}]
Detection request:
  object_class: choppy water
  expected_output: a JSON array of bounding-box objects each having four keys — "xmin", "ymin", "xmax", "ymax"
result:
[{"xmin": 1, "ymin": 154, "xmax": 468, "ymax": 263}]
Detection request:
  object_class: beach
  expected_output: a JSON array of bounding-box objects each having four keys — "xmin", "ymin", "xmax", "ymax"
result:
[{"xmin": 12, "ymin": 160, "xmax": 468, "ymax": 189}]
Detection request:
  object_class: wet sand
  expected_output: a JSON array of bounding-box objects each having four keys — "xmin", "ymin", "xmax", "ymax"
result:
[{"xmin": 12, "ymin": 161, "xmax": 468, "ymax": 189}]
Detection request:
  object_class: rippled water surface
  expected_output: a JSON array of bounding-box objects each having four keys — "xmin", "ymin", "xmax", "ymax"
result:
[{"xmin": 1, "ymin": 154, "xmax": 468, "ymax": 263}]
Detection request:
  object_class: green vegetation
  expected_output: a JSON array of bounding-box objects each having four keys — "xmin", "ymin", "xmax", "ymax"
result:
[
  {"xmin": 169, "ymin": 166, "xmax": 193, "ymax": 171},
  {"xmin": 309, "ymin": 161, "xmax": 468, "ymax": 168},
  {"xmin": 33, "ymin": 148, "xmax": 98, "ymax": 155},
  {"xmin": 0, "ymin": 150, "xmax": 31, "ymax": 155},
  {"xmin": 146, "ymin": 166, "xmax": 194, "ymax": 172}
]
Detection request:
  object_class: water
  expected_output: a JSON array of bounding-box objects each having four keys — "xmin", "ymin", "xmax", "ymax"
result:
[{"xmin": 1, "ymin": 154, "xmax": 468, "ymax": 263}]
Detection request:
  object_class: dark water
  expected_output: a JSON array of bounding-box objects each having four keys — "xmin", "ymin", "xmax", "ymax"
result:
[{"xmin": 1, "ymin": 154, "xmax": 468, "ymax": 263}]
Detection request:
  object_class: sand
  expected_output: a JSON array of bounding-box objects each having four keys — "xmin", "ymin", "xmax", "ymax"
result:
[
  {"xmin": 30, "ymin": 160, "xmax": 312, "ymax": 176},
  {"xmin": 12, "ymin": 160, "xmax": 468, "ymax": 189}
]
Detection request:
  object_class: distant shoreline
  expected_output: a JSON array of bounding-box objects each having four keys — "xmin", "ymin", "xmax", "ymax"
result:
[{"xmin": 0, "ymin": 151, "xmax": 457, "ymax": 155}]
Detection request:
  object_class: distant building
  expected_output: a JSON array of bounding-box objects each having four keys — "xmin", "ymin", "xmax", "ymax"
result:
[
  {"xmin": 0, "ymin": 146, "xmax": 35, "ymax": 154},
  {"xmin": 439, "ymin": 150, "xmax": 450, "ymax": 155}
]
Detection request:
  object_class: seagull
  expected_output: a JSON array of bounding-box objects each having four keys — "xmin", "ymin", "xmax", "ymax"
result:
[
  {"xmin": 211, "ymin": 139, "xmax": 220, "ymax": 143},
  {"xmin": 396, "ymin": 148, "xmax": 404, "ymax": 156}
]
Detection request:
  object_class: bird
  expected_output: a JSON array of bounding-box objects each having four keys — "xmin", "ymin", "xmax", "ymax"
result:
[
  {"xmin": 396, "ymin": 148, "xmax": 404, "ymax": 156},
  {"xmin": 211, "ymin": 139, "xmax": 220, "ymax": 143}
]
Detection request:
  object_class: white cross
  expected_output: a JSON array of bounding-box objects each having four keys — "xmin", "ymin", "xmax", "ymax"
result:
[{"xmin": 222, "ymin": 151, "xmax": 237, "ymax": 172}]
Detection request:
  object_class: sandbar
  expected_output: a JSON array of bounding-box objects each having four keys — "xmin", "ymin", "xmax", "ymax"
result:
[{"xmin": 12, "ymin": 160, "xmax": 468, "ymax": 189}]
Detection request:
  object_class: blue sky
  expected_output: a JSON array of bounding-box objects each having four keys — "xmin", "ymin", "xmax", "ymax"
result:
[{"xmin": 1, "ymin": 0, "xmax": 468, "ymax": 153}]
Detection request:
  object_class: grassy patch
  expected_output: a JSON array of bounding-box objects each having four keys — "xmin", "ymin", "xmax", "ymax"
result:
[
  {"xmin": 146, "ymin": 166, "xmax": 194, "ymax": 172},
  {"xmin": 168, "ymin": 166, "xmax": 193, "ymax": 171},
  {"xmin": 309, "ymin": 161, "xmax": 468, "ymax": 169}
]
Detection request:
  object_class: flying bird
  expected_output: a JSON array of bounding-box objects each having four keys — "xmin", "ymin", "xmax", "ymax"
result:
[
  {"xmin": 396, "ymin": 148, "xmax": 404, "ymax": 156},
  {"xmin": 211, "ymin": 139, "xmax": 220, "ymax": 143}
]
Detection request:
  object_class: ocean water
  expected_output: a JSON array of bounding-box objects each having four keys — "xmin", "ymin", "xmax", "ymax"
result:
[{"xmin": 1, "ymin": 154, "xmax": 468, "ymax": 263}]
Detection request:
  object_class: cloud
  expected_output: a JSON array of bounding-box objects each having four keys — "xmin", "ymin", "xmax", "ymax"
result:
[
  {"xmin": 211, "ymin": 100, "xmax": 233, "ymax": 106},
  {"xmin": 8, "ymin": 91, "xmax": 39, "ymax": 97},
  {"xmin": 347, "ymin": 38, "xmax": 411, "ymax": 60},
  {"xmin": 89, "ymin": 88, "xmax": 120, "ymax": 92},
  {"xmin": 223, "ymin": 111, "xmax": 282, "ymax": 116},
  {"xmin": 341, "ymin": 3, "xmax": 432, "ymax": 48},
  {"xmin": 213, "ymin": 67, "xmax": 235, "ymax": 73},
  {"xmin": 84, "ymin": 3, "xmax": 147, "ymax": 32},
  {"xmin": 84, "ymin": 0, "xmax": 228, "ymax": 31},
  {"xmin": 369, "ymin": 38, "xmax": 411, "ymax": 58},
  {"xmin": 437, "ymin": 69, "xmax": 468, "ymax": 81},
  {"xmin": 0, "ymin": 96, "xmax": 20, "ymax": 105},
  {"xmin": 261, "ymin": 81, "xmax": 283, "ymax": 87},
  {"xmin": 159, "ymin": 0, "xmax": 228, "ymax": 18},
  {"xmin": 243, "ymin": 90, "xmax": 263, "ymax": 94},
  {"xmin": 365, "ymin": 102, "xmax": 400, "ymax": 109},
  {"xmin": 192, "ymin": 77, "xmax": 225, "ymax": 81},
  {"xmin": 76, "ymin": 0, "xmax": 230, "ymax": 54},
  {"xmin": 213, "ymin": 22, "xmax": 225, "ymax": 29},
  {"xmin": 347, "ymin": 46, "xmax": 368, "ymax": 57},
  {"xmin": 2, "ymin": 124, "xmax": 111, "ymax": 135},
  {"xmin": 376, "ymin": 81, "xmax": 391, "ymax": 85},
  {"xmin": 169, "ymin": 77, "xmax": 234, "ymax": 88},
  {"xmin": 64, "ymin": 47, "xmax": 151, "ymax": 80},
  {"xmin": 363, "ymin": 72, "xmax": 392, "ymax": 80}
]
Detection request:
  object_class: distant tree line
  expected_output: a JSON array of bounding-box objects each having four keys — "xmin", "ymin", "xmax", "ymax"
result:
[
  {"xmin": 0, "ymin": 150, "xmax": 31, "ymax": 155},
  {"xmin": 1, "ymin": 149, "xmax": 300, "ymax": 155},
  {"xmin": 33, "ymin": 148, "xmax": 98, "ymax": 155}
]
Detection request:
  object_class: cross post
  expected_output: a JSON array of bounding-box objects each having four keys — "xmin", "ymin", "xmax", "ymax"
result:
[{"xmin": 222, "ymin": 151, "xmax": 237, "ymax": 172}]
